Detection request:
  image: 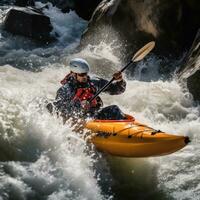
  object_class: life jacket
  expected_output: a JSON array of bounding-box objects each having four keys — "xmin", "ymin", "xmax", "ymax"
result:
[
  {"xmin": 73, "ymin": 83, "xmax": 98, "ymax": 108},
  {"xmin": 60, "ymin": 73, "xmax": 103, "ymax": 109}
]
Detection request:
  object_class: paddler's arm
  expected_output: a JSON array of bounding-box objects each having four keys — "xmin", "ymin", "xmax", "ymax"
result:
[{"xmin": 92, "ymin": 72, "xmax": 126, "ymax": 95}]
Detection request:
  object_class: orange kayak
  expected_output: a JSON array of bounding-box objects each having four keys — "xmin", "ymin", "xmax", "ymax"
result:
[{"xmin": 85, "ymin": 115, "xmax": 190, "ymax": 157}]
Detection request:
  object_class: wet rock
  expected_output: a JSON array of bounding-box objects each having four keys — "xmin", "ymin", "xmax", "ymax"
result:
[
  {"xmin": 39, "ymin": 0, "xmax": 102, "ymax": 20},
  {"xmin": 4, "ymin": 6, "xmax": 55, "ymax": 43},
  {"xmin": 177, "ymin": 29, "xmax": 200, "ymax": 101},
  {"xmin": 72, "ymin": 0, "xmax": 102, "ymax": 20},
  {"xmin": 187, "ymin": 70, "xmax": 200, "ymax": 101},
  {"xmin": 80, "ymin": 0, "xmax": 200, "ymax": 60},
  {"xmin": 15, "ymin": 0, "xmax": 35, "ymax": 6}
]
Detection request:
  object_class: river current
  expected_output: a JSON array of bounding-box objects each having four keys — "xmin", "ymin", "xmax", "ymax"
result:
[{"xmin": 0, "ymin": 3, "xmax": 200, "ymax": 200}]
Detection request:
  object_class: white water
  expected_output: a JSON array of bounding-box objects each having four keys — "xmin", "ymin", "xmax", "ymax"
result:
[{"xmin": 0, "ymin": 3, "xmax": 200, "ymax": 200}]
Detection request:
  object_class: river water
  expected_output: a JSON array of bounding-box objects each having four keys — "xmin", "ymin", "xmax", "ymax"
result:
[{"xmin": 0, "ymin": 3, "xmax": 200, "ymax": 200}]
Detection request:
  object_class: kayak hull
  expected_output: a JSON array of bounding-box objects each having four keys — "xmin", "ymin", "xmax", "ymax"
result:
[{"xmin": 85, "ymin": 116, "xmax": 189, "ymax": 157}]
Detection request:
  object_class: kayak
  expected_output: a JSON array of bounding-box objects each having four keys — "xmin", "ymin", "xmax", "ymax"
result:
[{"xmin": 85, "ymin": 115, "xmax": 190, "ymax": 157}]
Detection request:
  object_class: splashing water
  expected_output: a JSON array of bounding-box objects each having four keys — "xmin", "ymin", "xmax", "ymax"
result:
[
  {"xmin": 36, "ymin": 2, "xmax": 88, "ymax": 46},
  {"xmin": 0, "ymin": 2, "xmax": 200, "ymax": 200},
  {"xmin": 0, "ymin": 65, "xmax": 110, "ymax": 200}
]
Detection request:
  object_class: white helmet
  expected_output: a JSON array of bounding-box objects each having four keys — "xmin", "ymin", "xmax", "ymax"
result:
[{"xmin": 69, "ymin": 58, "xmax": 90, "ymax": 73}]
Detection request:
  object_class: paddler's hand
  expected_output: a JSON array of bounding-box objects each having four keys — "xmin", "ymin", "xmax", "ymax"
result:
[
  {"xmin": 113, "ymin": 71, "xmax": 123, "ymax": 81},
  {"xmin": 81, "ymin": 100, "xmax": 91, "ymax": 111}
]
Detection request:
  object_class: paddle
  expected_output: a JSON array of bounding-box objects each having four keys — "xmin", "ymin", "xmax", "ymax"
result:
[{"xmin": 89, "ymin": 41, "xmax": 155, "ymax": 103}]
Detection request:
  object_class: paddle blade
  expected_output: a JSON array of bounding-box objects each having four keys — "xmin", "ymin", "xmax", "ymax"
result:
[{"xmin": 132, "ymin": 41, "xmax": 155, "ymax": 62}]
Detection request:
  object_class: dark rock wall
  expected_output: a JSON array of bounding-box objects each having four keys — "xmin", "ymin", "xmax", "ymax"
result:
[
  {"xmin": 177, "ymin": 29, "xmax": 200, "ymax": 101},
  {"xmin": 15, "ymin": 0, "xmax": 35, "ymax": 6},
  {"xmin": 81, "ymin": 0, "xmax": 200, "ymax": 58},
  {"xmin": 15, "ymin": 0, "xmax": 102, "ymax": 20}
]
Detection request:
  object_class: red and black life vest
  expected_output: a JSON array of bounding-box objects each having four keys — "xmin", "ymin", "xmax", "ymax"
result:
[
  {"xmin": 73, "ymin": 83, "xmax": 98, "ymax": 108},
  {"xmin": 60, "ymin": 73, "xmax": 103, "ymax": 108}
]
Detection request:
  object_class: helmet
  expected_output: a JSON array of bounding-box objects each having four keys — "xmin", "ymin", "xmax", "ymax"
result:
[{"xmin": 69, "ymin": 58, "xmax": 90, "ymax": 73}]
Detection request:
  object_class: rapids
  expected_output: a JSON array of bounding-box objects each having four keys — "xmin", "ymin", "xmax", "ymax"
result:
[{"xmin": 0, "ymin": 3, "xmax": 199, "ymax": 200}]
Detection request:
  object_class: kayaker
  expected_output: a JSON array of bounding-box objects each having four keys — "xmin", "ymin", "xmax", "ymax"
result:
[{"xmin": 52, "ymin": 58, "xmax": 126, "ymax": 120}]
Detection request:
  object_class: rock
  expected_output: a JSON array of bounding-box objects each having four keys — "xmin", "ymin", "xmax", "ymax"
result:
[
  {"xmin": 52, "ymin": 0, "xmax": 73, "ymax": 13},
  {"xmin": 73, "ymin": 0, "xmax": 102, "ymax": 20},
  {"xmin": 187, "ymin": 70, "xmax": 200, "ymax": 101},
  {"xmin": 38, "ymin": 0, "xmax": 102, "ymax": 20},
  {"xmin": 15, "ymin": 0, "xmax": 35, "ymax": 7},
  {"xmin": 80, "ymin": 0, "xmax": 200, "ymax": 60},
  {"xmin": 4, "ymin": 6, "xmax": 55, "ymax": 42},
  {"xmin": 177, "ymin": 29, "xmax": 200, "ymax": 101}
]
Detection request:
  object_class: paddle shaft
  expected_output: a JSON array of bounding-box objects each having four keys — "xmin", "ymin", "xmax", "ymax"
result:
[
  {"xmin": 89, "ymin": 61, "xmax": 133, "ymax": 102},
  {"xmin": 89, "ymin": 41, "xmax": 155, "ymax": 103}
]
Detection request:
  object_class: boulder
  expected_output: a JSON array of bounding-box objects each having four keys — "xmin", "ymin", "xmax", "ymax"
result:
[
  {"xmin": 177, "ymin": 29, "xmax": 200, "ymax": 101},
  {"xmin": 187, "ymin": 70, "xmax": 200, "ymax": 101},
  {"xmin": 36, "ymin": 0, "xmax": 102, "ymax": 20},
  {"xmin": 80, "ymin": 0, "xmax": 200, "ymax": 60},
  {"xmin": 15, "ymin": 0, "xmax": 35, "ymax": 6},
  {"xmin": 4, "ymin": 6, "xmax": 55, "ymax": 42},
  {"xmin": 73, "ymin": 0, "xmax": 102, "ymax": 20}
]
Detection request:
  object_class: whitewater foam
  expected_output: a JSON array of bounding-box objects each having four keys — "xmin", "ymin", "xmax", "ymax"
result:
[{"xmin": 0, "ymin": 2, "xmax": 200, "ymax": 199}]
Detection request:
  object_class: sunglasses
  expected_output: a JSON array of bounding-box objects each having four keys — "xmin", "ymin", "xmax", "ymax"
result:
[{"xmin": 77, "ymin": 73, "xmax": 87, "ymax": 77}]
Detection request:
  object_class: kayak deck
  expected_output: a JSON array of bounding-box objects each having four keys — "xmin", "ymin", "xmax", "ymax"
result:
[{"xmin": 85, "ymin": 116, "xmax": 189, "ymax": 157}]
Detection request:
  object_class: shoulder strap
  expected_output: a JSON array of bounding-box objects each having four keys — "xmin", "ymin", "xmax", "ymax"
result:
[{"xmin": 60, "ymin": 72, "xmax": 74, "ymax": 85}]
